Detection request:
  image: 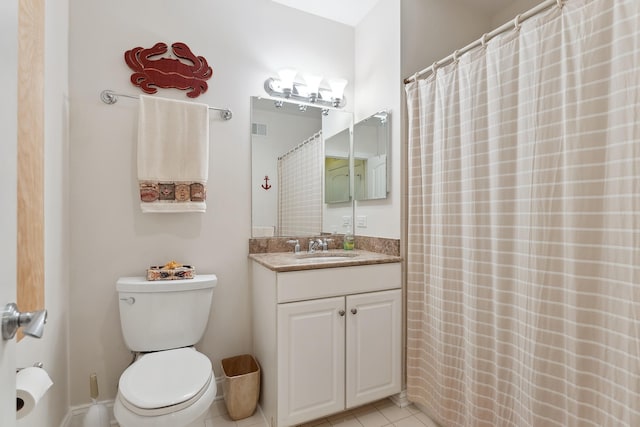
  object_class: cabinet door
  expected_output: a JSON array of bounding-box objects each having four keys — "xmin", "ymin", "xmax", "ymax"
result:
[
  {"xmin": 278, "ymin": 297, "xmax": 345, "ymax": 426},
  {"xmin": 346, "ymin": 289, "xmax": 402, "ymax": 408}
]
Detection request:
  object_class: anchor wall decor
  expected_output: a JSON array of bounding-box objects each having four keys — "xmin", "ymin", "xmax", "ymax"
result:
[
  {"xmin": 261, "ymin": 176, "xmax": 272, "ymax": 190},
  {"xmin": 124, "ymin": 42, "xmax": 212, "ymax": 98}
]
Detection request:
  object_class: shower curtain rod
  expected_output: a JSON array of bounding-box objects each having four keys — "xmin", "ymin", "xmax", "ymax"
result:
[
  {"xmin": 404, "ymin": 0, "xmax": 563, "ymax": 84},
  {"xmin": 99, "ymin": 89, "xmax": 233, "ymax": 120},
  {"xmin": 278, "ymin": 131, "xmax": 323, "ymax": 160}
]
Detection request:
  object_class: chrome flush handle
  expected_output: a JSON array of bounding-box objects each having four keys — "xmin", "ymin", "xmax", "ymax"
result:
[{"xmin": 119, "ymin": 297, "xmax": 135, "ymax": 305}]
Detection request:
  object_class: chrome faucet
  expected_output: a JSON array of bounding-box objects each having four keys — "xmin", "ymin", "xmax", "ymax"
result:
[{"xmin": 308, "ymin": 239, "xmax": 323, "ymax": 253}]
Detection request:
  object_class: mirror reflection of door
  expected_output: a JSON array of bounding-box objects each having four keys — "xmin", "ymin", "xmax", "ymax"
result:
[
  {"xmin": 367, "ymin": 154, "xmax": 387, "ymax": 199},
  {"xmin": 325, "ymin": 157, "xmax": 350, "ymax": 203},
  {"xmin": 323, "ymin": 127, "xmax": 351, "ymax": 204}
]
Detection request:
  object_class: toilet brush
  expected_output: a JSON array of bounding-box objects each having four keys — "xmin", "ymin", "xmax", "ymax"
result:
[{"xmin": 82, "ymin": 373, "xmax": 109, "ymax": 427}]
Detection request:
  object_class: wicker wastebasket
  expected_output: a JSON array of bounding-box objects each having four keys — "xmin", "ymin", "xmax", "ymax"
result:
[{"xmin": 221, "ymin": 354, "xmax": 260, "ymax": 420}]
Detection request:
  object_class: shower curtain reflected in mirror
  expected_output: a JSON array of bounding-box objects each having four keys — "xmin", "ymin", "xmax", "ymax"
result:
[
  {"xmin": 277, "ymin": 131, "xmax": 323, "ymax": 236},
  {"xmin": 405, "ymin": 1, "xmax": 639, "ymax": 425}
]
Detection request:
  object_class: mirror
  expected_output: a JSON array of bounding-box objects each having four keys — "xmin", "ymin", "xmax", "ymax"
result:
[
  {"xmin": 324, "ymin": 128, "xmax": 350, "ymax": 204},
  {"xmin": 251, "ymin": 96, "xmax": 353, "ymax": 237},
  {"xmin": 353, "ymin": 111, "xmax": 390, "ymax": 201}
]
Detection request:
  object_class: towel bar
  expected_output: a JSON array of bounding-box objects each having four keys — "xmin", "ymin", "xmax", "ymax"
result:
[{"xmin": 100, "ymin": 89, "xmax": 233, "ymax": 120}]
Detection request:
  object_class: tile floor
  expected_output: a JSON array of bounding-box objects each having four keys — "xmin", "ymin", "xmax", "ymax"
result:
[
  {"xmin": 204, "ymin": 399, "xmax": 267, "ymax": 427},
  {"xmin": 205, "ymin": 398, "xmax": 440, "ymax": 427}
]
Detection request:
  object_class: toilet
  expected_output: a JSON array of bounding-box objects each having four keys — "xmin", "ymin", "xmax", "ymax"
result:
[{"xmin": 113, "ymin": 274, "xmax": 218, "ymax": 427}]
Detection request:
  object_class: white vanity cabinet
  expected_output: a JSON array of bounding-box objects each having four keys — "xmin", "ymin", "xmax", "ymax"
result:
[{"xmin": 251, "ymin": 261, "xmax": 402, "ymax": 427}]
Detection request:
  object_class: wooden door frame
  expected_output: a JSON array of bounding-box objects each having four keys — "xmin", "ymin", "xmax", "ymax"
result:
[{"xmin": 17, "ymin": 0, "xmax": 45, "ymax": 340}]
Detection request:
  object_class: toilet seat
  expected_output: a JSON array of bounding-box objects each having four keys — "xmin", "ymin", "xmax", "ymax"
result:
[{"xmin": 118, "ymin": 347, "xmax": 212, "ymax": 416}]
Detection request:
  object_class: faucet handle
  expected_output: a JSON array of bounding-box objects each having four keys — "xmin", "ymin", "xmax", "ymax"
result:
[{"xmin": 321, "ymin": 238, "xmax": 334, "ymax": 251}]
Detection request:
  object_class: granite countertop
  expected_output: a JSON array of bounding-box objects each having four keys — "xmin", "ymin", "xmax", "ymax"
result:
[{"xmin": 249, "ymin": 249, "xmax": 402, "ymax": 272}]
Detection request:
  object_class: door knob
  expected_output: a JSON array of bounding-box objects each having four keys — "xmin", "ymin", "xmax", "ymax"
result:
[{"xmin": 2, "ymin": 303, "xmax": 48, "ymax": 340}]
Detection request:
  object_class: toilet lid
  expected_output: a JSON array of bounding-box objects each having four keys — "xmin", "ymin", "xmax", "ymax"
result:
[{"xmin": 119, "ymin": 347, "xmax": 212, "ymax": 410}]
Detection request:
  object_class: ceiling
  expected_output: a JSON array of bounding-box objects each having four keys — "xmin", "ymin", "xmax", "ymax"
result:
[{"xmin": 271, "ymin": 0, "xmax": 519, "ymax": 27}]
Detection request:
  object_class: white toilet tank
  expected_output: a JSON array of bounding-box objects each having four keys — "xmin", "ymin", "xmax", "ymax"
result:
[{"xmin": 116, "ymin": 274, "xmax": 217, "ymax": 352}]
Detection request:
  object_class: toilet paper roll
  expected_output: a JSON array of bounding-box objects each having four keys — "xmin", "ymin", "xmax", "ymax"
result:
[{"xmin": 16, "ymin": 367, "xmax": 53, "ymax": 419}]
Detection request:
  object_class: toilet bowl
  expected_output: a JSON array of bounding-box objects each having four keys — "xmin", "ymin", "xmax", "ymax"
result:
[
  {"xmin": 114, "ymin": 275, "xmax": 218, "ymax": 427},
  {"xmin": 114, "ymin": 347, "xmax": 216, "ymax": 427}
]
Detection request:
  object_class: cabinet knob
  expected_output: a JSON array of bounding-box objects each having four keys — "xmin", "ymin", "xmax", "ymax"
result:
[
  {"xmin": 351, "ymin": 308, "xmax": 358, "ymax": 315},
  {"xmin": 338, "ymin": 310, "xmax": 346, "ymax": 317}
]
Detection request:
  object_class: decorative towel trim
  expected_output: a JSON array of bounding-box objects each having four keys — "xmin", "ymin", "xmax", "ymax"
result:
[{"xmin": 139, "ymin": 181, "xmax": 206, "ymax": 203}]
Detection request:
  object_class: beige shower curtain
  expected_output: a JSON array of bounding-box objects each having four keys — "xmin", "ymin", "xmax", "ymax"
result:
[{"xmin": 405, "ymin": 1, "xmax": 639, "ymax": 425}]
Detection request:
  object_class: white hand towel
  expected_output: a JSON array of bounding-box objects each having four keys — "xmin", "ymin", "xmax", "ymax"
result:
[{"xmin": 137, "ymin": 95, "xmax": 209, "ymax": 213}]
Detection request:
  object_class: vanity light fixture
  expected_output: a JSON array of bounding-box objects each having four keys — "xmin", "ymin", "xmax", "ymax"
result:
[{"xmin": 264, "ymin": 69, "xmax": 347, "ymax": 108}]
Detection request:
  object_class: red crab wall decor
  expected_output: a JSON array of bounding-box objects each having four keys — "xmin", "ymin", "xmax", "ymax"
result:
[{"xmin": 124, "ymin": 42, "xmax": 213, "ymax": 98}]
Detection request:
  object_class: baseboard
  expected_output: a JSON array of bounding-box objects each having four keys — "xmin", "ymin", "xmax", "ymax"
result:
[
  {"xmin": 62, "ymin": 376, "xmax": 226, "ymax": 427},
  {"xmin": 61, "ymin": 400, "xmax": 117, "ymax": 427}
]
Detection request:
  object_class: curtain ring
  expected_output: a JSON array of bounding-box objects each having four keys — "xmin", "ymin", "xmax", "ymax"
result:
[
  {"xmin": 430, "ymin": 62, "xmax": 438, "ymax": 76},
  {"xmin": 481, "ymin": 33, "xmax": 489, "ymax": 48},
  {"xmin": 514, "ymin": 14, "xmax": 522, "ymax": 31},
  {"xmin": 453, "ymin": 50, "xmax": 460, "ymax": 63}
]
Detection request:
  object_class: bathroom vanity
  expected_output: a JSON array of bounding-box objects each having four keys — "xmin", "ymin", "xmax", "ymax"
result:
[{"xmin": 249, "ymin": 250, "xmax": 401, "ymax": 427}]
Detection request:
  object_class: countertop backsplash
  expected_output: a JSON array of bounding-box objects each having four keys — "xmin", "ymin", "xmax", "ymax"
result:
[{"xmin": 248, "ymin": 235, "xmax": 400, "ymax": 256}]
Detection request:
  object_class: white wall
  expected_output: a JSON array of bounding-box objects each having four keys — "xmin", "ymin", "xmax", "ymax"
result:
[
  {"xmin": 16, "ymin": 0, "xmax": 70, "ymax": 425},
  {"xmin": 490, "ymin": 0, "xmax": 547, "ymax": 28},
  {"xmin": 401, "ymin": 0, "xmax": 494, "ymax": 79},
  {"xmin": 0, "ymin": 2, "xmax": 18, "ymax": 426},
  {"xmin": 67, "ymin": 0, "xmax": 354, "ymax": 406},
  {"xmin": 354, "ymin": 0, "xmax": 402, "ymax": 239}
]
